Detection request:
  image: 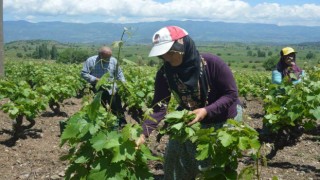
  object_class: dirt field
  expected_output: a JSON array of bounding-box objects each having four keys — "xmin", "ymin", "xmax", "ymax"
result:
[{"xmin": 0, "ymin": 97, "xmax": 319, "ymax": 180}]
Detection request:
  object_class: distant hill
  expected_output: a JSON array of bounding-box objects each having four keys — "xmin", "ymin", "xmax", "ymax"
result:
[{"xmin": 4, "ymin": 20, "xmax": 320, "ymax": 44}]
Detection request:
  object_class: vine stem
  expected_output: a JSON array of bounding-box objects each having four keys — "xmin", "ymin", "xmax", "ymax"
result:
[{"xmin": 109, "ymin": 28, "xmax": 127, "ymax": 116}]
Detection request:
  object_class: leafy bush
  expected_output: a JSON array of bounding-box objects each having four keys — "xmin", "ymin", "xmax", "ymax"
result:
[
  {"xmin": 60, "ymin": 93, "xmax": 159, "ymax": 180},
  {"xmin": 16, "ymin": 52, "xmax": 23, "ymax": 58},
  {"xmin": 257, "ymin": 49, "xmax": 266, "ymax": 57},
  {"xmin": 242, "ymin": 64, "xmax": 249, "ymax": 68},
  {"xmin": 263, "ymin": 55, "xmax": 279, "ymax": 71},
  {"xmin": 57, "ymin": 48, "xmax": 90, "ymax": 64},
  {"xmin": 306, "ymin": 51, "xmax": 316, "ymax": 59}
]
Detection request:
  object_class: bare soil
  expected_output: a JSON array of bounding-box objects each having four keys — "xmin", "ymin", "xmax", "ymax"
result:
[{"xmin": 0, "ymin": 97, "xmax": 319, "ymax": 180}]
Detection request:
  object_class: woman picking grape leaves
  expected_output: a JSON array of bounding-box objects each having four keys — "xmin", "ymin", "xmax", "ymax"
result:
[{"xmin": 136, "ymin": 26, "xmax": 243, "ymax": 180}]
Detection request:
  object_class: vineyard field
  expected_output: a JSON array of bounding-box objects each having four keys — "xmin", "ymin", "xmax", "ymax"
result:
[
  {"xmin": 1, "ymin": 39, "xmax": 319, "ymax": 179},
  {"xmin": 0, "ymin": 97, "xmax": 318, "ymax": 180}
]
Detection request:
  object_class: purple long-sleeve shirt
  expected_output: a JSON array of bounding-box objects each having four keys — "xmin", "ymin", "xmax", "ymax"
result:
[{"xmin": 142, "ymin": 53, "xmax": 239, "ymax": 136}]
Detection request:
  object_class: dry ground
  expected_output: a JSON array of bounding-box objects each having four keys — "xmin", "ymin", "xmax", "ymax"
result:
[{"xmin": 0, "ymin": 97, "xmax": 319, "ymax": 179}]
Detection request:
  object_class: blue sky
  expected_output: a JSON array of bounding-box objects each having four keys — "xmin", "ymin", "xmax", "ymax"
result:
[{"xmin": 4, "ymin": 0, "xmax": 320, "ymax": 26}]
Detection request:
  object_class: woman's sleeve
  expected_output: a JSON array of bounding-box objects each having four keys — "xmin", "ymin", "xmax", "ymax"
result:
[
  {"xmin": 272, "ymin": 70, "xmax": 282, "ymax": 84},
  {"xmin": 204, "ymin": 58, "xmax": 238, "ymax": 118},
  {"xmin": 142, "ymin": 69, "xmax": 171, "ymax": 137},
  {"xmin": 292, "ymin": 70, "xmax": 305, "ymax": 85},
  {"xmin": 292, "ymin": 79, "xmax": 302, "ymax": 85}
]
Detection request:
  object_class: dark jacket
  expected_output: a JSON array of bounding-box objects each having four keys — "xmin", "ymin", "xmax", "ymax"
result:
[{"xmin": 142, "ymin": 53, "xmax": 239, "ymax": 136}]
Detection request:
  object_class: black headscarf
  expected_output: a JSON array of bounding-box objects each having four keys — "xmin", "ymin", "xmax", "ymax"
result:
[
  {"xmin": 276, "ymin": 53, "xmax": 302, "ymax": 80},
  {"xmin": 163, "ymin": 35, "xmax": 209, "ymax": 110}
]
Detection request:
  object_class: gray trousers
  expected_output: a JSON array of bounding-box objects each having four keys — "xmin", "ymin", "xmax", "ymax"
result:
[{"xmin": 164, "ymin": 105, "xmax": 243, "ymax": 180}]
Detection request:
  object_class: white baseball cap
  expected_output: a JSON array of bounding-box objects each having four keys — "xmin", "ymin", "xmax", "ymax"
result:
[{"xmin": 148, "ymin": 26, "xmax": 188, "ymax": 57}]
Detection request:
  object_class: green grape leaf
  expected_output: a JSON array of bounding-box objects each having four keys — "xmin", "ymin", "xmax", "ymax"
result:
[
  {"xmin": 238, "ymin": 165, "xmax": 255, "ymax": 180},
  {"xmin": 75, "ymin": 155, "xmax": 89, "ymax": 164},
  {"xmin": 310, "ymin": 107, "xmax": 320, "ymax": 120},
  {"xmin": 90, "ymin": 132, "xmax": 108, "ymax": 151},
  {"xmin": 8, "ymin": 107, "xmax": 19, "ymax": 117},
  {"xmin": 105, "ymin": 132, "xmax": 121, "ymax": 149},
  {"xmin": 165, "ymin": 110, "xmax": 185, "ymax": 120},
  {"xmin": 87, "ymin": 169, "xmax": 107, "ymax": 180},
  {"xmin": 171, "ymin": 122, "xmax": 184, "ymax": 130},
  {"xmin": 136, "ymin": 91, "xmax": 145, "ymax": 98},
  {"xmin": 139, "ymin": 145, "xmax": 162, "ymax": 161},
  {"xmin": 196, "ymin": 144, "xmax": 210, "ymax": 160},
  {"xmin": 88, "ymin": 92, "xmax": 102, "ymax": 121},
  {"xmin": 61, "ymin": 123, "xmax": 79, "ymax": 140},
  {"xmin": 218, "ymin": 131, "xmax": 234, "ymax": 147},
  {"xmin": 111, "ymin": 146, "xmax": 124, "ymax": 163},
  {"xmin": 185, "ymin": 126, "xmax": 196, "ymax": 137},
  {"xmin": 238, "ymin": 137, "xmax": 249, "ymax": 150},
  {"xmin": 288, "ymin": 111, "xmax": 300, "ymax": 122},
  {"xmin": 249, "ymin": 139, "xmax": 261, "ymax": 149}
]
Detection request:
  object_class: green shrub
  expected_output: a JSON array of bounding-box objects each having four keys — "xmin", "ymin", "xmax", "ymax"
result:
[
  {"xmin": 57, "ymin": 48, "xmax": 90, "ymax": 64},
  {"xmin": 263, "ymin": 55, "xmax": 279, "ymax": 71}
]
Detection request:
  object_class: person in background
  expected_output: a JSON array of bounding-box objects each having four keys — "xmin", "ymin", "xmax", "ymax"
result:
[
  {"xmin": 135, "ymin": 26, "xmax": 242, "ymax": 180},
  {"xmin": 81, "ymin": 46, "xmax": 126, "ymax": 127},
  {"xmin": 272, "ymin": 47, "xmax": 304, "ymax": 85}
]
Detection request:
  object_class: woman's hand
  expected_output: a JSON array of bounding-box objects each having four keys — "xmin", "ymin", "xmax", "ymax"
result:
[
  {"xmin": 188, "ymin": 108, "xmax": 207, "ymax": 126},
  {"xmin": 135, "ymin": 134, "xmax": 146, "ymax": 149}
]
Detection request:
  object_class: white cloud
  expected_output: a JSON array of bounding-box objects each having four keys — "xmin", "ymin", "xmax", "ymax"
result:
[
  {"xmin": 245, "ymin": 3, "xmax": 320, "ymax": 26},
  {"xmin": 4, "ymin": 0, "xmax": 320, "ymax": 26}
]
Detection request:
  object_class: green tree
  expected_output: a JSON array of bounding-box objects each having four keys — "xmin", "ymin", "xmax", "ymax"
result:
[
  {"xmin": 39, "ymin": 43, "xmax": 50, "ymax": 59},
  {"xmin": 57, "ymin": 48, "xmax": 90, "ymax": 64},
  {"xmin": 23, "ymin": 46, "xmax": 27, "ymax": 52},
  {"xmin": 306, "ymin": 51, "xmax": 315, "ymax": 59},
  {"xmin": 50, "ymin": 45, "xmax": 58, "ymax": 60},
  {"xmin": 148, "ymin": 59, "xmax": 157, "ymax": 67},
  {"xmin": 242, "ymin": 64, "xmax": 249, "ymax": 68},
  {"xmin": 263, "ymin": 55, "xmax": 279, "ymax": 71},
  {"xmin": 257, "ymin": 49, "xmax": 266, "ymax": 57},
  {"xmin": 16, "ymin": 52, "xmax": 23, "ymax": 58},
  {"xmin": 32, "ymin": 43, "xmax": 50, "ymax": 59},
  {"xmin": 32, "ymin": 46, "xmax": 40, "ymax": 59}
]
